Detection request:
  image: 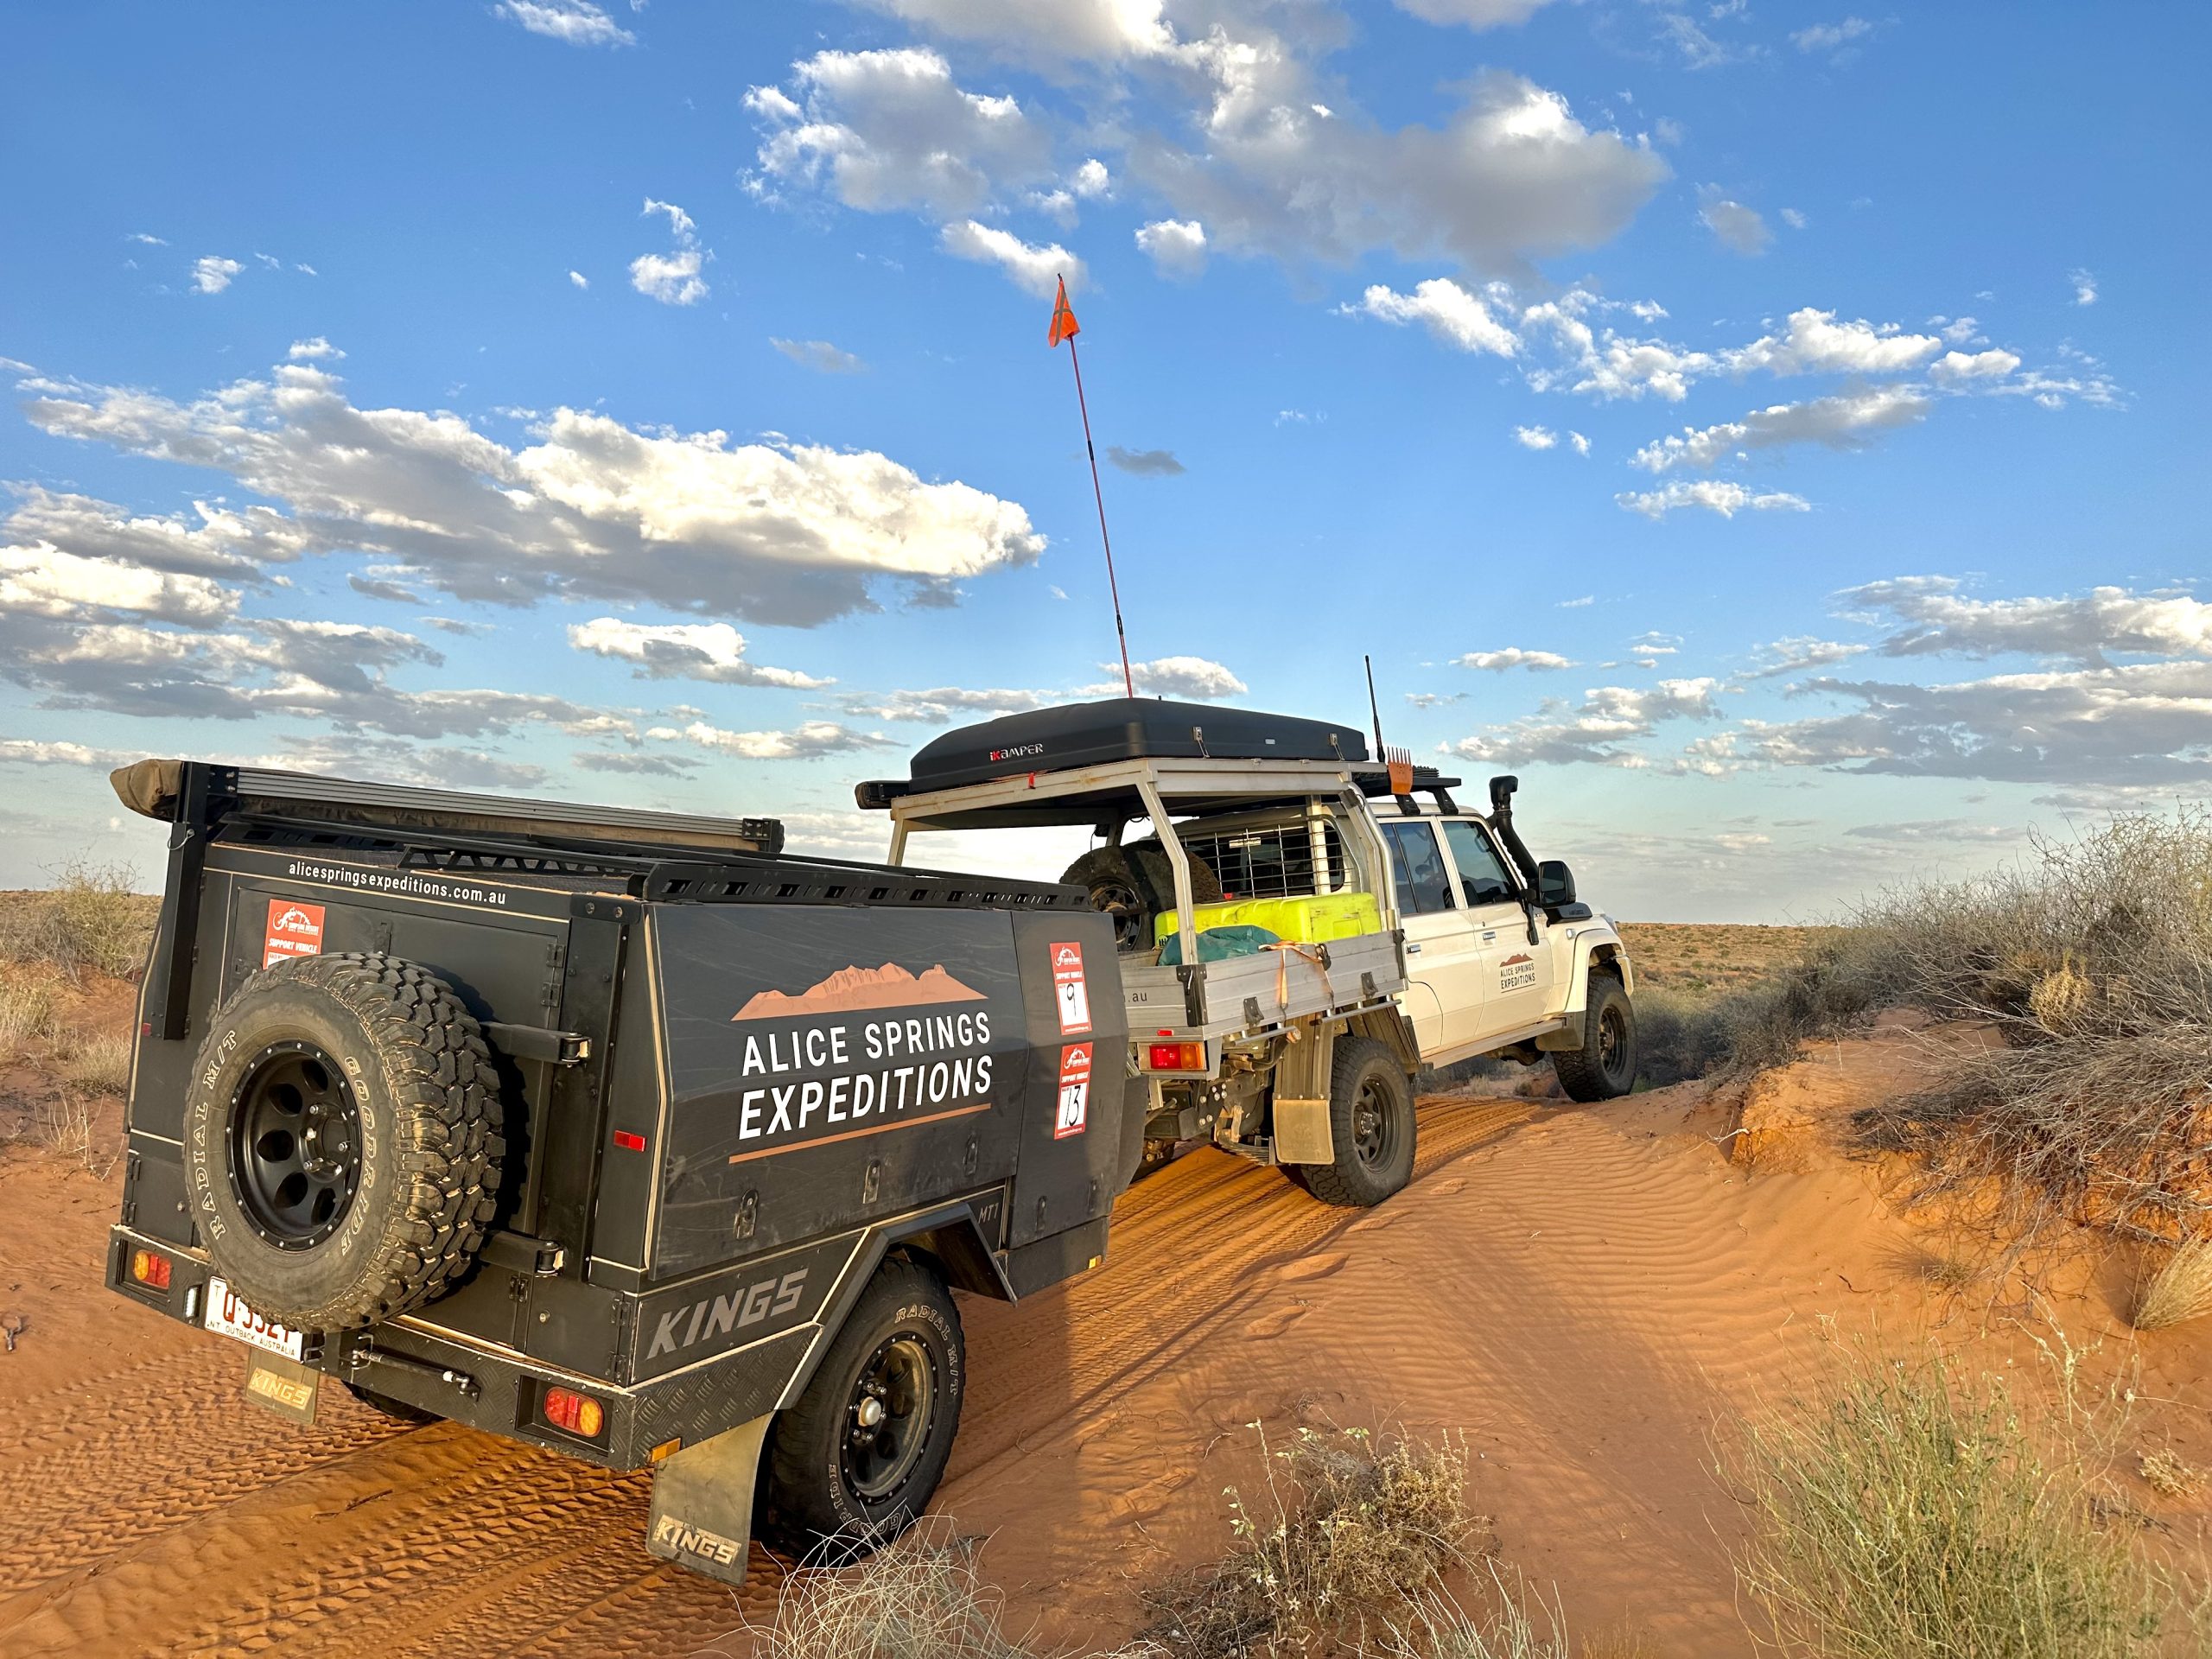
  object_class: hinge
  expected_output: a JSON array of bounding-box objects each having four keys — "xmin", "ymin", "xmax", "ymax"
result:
[{"xmin": 483, "ymin": 1022, "xmax": 591, "ymax": 1066}]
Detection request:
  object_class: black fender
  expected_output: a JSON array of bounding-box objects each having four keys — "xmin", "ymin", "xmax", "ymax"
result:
[{"xmin": 772, "ymin": 1197, "xmax": 1010, "ymax": 1413}]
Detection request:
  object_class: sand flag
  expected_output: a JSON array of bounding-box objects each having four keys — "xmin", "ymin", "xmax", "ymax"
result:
[
  {"xmin": 1048, "ymin": 276, "xmax": 1081, "ymax": 346},
  {"xmin": 1047, "ymin": 275, "xmax": 1132, "ymax": 696}
]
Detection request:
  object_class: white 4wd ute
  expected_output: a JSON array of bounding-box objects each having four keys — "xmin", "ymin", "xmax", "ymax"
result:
[{"xmin": 859, "ymin": 697, "xmax": 1637, "ymax": 1208}]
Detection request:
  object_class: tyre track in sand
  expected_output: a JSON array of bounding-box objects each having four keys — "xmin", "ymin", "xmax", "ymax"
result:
[{"xmin": 0, "ymin": 1096, "xmax": 1535, "ymax": 1658}]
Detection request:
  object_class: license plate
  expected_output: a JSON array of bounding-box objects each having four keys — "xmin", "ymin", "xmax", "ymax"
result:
[{"xmin": 204, "ymin": 1277, "xmax": 304, "ymax": 1360}]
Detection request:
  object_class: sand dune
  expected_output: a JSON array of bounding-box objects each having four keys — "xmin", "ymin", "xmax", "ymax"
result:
[{"xmin": 2, "ymin": 1021, "xmax": 2206, "ymax": 1656}]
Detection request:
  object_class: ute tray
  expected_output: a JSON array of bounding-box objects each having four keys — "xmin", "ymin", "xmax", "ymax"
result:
[{"xmin": 896, "ymin": 697, "xmax": 1371, "ymax": 793}]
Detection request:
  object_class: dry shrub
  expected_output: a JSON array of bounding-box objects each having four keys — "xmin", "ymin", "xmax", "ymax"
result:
[
  {"xmin": 56, "ymin": 1026, "xmax": 135, "ymax": 1096},
  {"xmin": 1382, "ymin": 1571, "xmax": 1573, "ymax": 1659},
  {"xmin": 0, "ymin": 962, "xmax": 62, "ymax": 1053},
  {"xmin": 2130, "ymin": 1237, "xmax": 2212, "ymax": 1332},
  {"xmin": 2137, "ymin": 1450, "xmax": 2205, "ymax": 1501},
  {"xmin": 1731, "ymin": 1348, "xmax": 2168, "ymax": 1659},
  {"xmin": 1143, "ymin": 1424, "xmax": 1472, "ymax": 1656},
  {"xmin": 752, "ymin": 1522, "xmax": 1162, "ymax": 1659},
  {"xmin": 1851, "ymin": 809, "xmax": 2212, "ymax": 1243},
  {"xmin": 0, "ymin": 862, "xmax": 157, "ymax": 982},
  {"xmin": 1635, "ymin": 930, "xmax": 1909, "ymax": 1089}
]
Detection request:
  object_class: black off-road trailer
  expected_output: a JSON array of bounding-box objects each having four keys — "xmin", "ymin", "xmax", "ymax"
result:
[{"xmin": 101, "ymin": 760, "xmax": 1133, "ymax": 1582}]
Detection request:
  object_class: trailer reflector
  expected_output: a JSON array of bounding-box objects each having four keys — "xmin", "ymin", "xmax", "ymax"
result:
[
  {"xmin": 1147, "ymin": 1041, "xmax": 1205, "ymax": 1072},
  {"xmin": 130, "ymin": 1248, "xmax": 172, "ymax": 1290},
  {"xmin": 613, "ymin": 1130, "xmax": 647, "ymax": 1153}
]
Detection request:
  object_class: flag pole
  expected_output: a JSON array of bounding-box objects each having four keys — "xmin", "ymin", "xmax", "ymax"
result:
[{"xmin": 1057, "ymin": 275, "xmax": 1135, "ymax": 698}]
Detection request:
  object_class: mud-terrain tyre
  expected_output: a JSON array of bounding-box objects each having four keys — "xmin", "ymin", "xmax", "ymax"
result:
[
  {"xmin": 1060, "ymin": 845, "xmax": 1223, "ymax": 952},
  {"xmin": 760, "ymin": 1257, "xmax": 964, "ymax": 1563},
  {"xmin": 1551, "ymin": 973, "xmax": 1637, "ymax": 1103},
  {"xmin": 1299, "ymin": 1036, "xmax": 1416, "ymax": 1207},
  {"xmin": 343, "ymin": 1382, "xmax": 441, "ymax": 1425},
  {"xmin": 181, "ymin": 952, "xmax": 503, "ymax": 1332}
]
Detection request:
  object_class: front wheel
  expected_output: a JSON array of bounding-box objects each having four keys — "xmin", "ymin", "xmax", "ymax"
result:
[
  {"xmin": 1552, "ymin": 974, "xmax": 1638, "ymax": 1102},
  {"xmin": 760, "ymin": 1257, "xmax": 965, "ymax": 1563},
  {"xmin": 1297, "ymin": 1036, "xmax": 1416, "ymax": 1207}
]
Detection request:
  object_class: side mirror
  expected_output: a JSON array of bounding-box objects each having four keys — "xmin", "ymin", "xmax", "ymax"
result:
[{"xmin": 1537, "ymin": 859, "xmax": 1575, "ymax": 906}]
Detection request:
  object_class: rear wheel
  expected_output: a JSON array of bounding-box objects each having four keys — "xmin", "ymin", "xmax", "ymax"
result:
[
  {"xmin": 1060, "ymin": 845, "xmax": 1222, "ymax": 952},
  {"xmin": 760, "ymin": 1258, "xmax": 965, "ymax": 1563},
  {"xmin": 1297, "ymin": 1037, "xmax": 1416, "ymax": 1207},
  {"xmin": 1552, "ymin": 974, "xmax": 1638, "ymax": 1102}
]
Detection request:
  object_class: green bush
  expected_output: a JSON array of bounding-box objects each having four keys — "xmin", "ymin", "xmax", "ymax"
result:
[{"xmin": 1732, "ymin": 1350, "xmax": 2169, "ymax": 1659}]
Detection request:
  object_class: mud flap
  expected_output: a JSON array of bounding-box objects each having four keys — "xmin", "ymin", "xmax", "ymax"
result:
[
  {"xmin": 645, "ymin": 1413, "xmax": 772, "ymax": 1585},
  {"xmin": 1270, "ymin": 1020, "xmax": 1336, "ymax": 1166}
]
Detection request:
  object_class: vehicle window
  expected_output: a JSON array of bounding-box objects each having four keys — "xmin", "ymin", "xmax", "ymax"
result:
[
  {"xmin": 1441, "ymin": 821, "xmax": 1519, "ymax": 908},
  {"xmin": 1382, "ymin": 821, "xmax": 1456, "ymax": 915}
]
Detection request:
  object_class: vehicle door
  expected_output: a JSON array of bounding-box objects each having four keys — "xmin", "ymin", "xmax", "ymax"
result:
[
  {"xmin": 1439, "ymin": 819, "xmax": 1555, "ymax": 1034},
  {"xmin": 1379, "ymin": 818, "xmax": 1484, "ymax": 1058}
]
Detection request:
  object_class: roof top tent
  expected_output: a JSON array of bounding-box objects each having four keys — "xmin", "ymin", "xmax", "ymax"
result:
[{"xmin": 856, "ymin": 698, "xmax": 1466, "ymax": 1036}]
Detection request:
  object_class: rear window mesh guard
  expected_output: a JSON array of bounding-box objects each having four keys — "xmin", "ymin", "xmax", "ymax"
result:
[{"xmin": 1178, "ymin": 822, "xmax": 1348, "ymax": 900}]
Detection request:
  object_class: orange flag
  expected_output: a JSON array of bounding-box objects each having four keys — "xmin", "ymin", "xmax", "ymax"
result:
[{"xmin": 1047, "ymin": 275, "xmax": 1080, "ymax": 346}]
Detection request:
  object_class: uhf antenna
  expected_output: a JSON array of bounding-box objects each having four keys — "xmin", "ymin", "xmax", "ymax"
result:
[{"xmin": 1364, "ymin": 653, "xmax": 1414, "ymax": 796}]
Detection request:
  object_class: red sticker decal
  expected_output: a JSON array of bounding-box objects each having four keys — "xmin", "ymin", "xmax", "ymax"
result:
[
  {"xmin": 264, "ymin": 899, "xmax": 326, "ymax": 969},
  {"xmin": 1049, "ymin": 939, "xmax": 1091, "ymax": 1035},
  {"xmin": 1053, "ymin": 1042, "xmax": 1092, "ymax": 1140}
]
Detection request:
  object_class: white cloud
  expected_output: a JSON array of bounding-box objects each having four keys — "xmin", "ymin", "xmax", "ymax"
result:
[
  {"xmin": 1455, "ymin": 647, "xmax": 1574, "ymax": 671},
  {"xmin": 569, "ymin": 269, "xmax": 590, "ymax": 289},
  {"xmin": 1927, "ymin": 347, "xmax": 2020, "ymax": 386},
  {"xmin": 1779, "ymin": 207, "xmax": 1808, "ymax": 230},
  {"xmin": 287, "ymin": 337, "xmax": 344, "ymax": 361},
  {"xmin": 1392, "ymin": 0, "xmax": 1560, "ymax": 28},
  {"xmin": 1135, "ymin": 63, "xmax": 1667, "ymax": 282},
  {"xmin": 1512, "ymin": 425, "xmax": 1556, "ymax": 449},
  {"xmin": 1568, "ymin": 430, "xmax": 1590, "ymax": 455},
  {"xmin": 844, "ymin": 0, "xmax": 1169, "ymax": 63},
  {"xmin": 0, "ymin": 738, "xmax": 130, "ymax": 767},
  {"xmin": 3, "ymin": 487, "xmax": 308, "ymax": 579},
  {"xmin": 24, "ymin": 357, "xmax": 1046, "ymax": 626},
  {"xmin": 190, "ymin": 256, "xmax": 242, "ymax": 295},
  {"xmin": 843, "ymin": 684, "xmax": 1057, "ymax": 722},
  {"xmin": 1838, "ymin": 575, "xmax": 2212, "ymax": 665},
  {"xmin": 1135, "ymin": 218, "xmax": 1207, "ymax": 278},
  {"xmin": 1348, "ymin": 277, "xmax": 1519, "ymax": 358},
  {"xmin": 567, "ymin": 618, "xmax": 831, "ymax": 687},
  {"xmin": 1742, "ymin": 635, "xmax": 1869, "ymax": 679},
  {"xmin": 1744, "ymin": 660, "xmax": 2212, "ymax": 786},
  {"xmin": 1722, "ymin": 308, "xmax": 1942, "ymax": 376},
  {"xmin": 939, "ymin": 219, "xmax": 1081, "ymax": 297},
  {"xmin": 1617, "ymin": 480, "xmax": 1812, "ymax": 518},
  {"xmin": 1790, "ymin": 16, "xmax": 1873, "ymax": 52},
  {"xmin": 1446, "ymin": 677, "xmax": 1724, "ymax": 767},
  {"xmin": 493, "ymin": 0, "xmax": 634, "ymax": 47},
  {"xmin": 1071, "ymin": 158, "xmax": 1111, "ymax": 197},
  {"xmin": 772, "ymin": 337, "xmax": 868, "ymax": 373},
  {"xmin": 747, "ymin": 48, "xmax": 1048, "ymax": 219},
  {"xmin": 126, "ymin": 232, "xmax": 168, "ymax": 247},
  {"xmin": 0, "ymin": 542, "xmax": 237, "ymax": 625},
  {"xmin": 1122, "ymin": 655, "xmax": 1248, "ymax": 700},
  {"xmin": 1519, "ymin": 289, "xmax": 1713, "ymax": 400},
  {"xmin": 2069, "ymin": 268, "xmax": 2098, "ymax": 307},
  {"xmin": 631, "ymin": 198, "xmax": 709, "ymax": 304},
  {"xmin": 1698, "ymin": 191, "xmax": 1771, "ymax": 255},
  {"xmin": 1630, "ymin": 385, "xmax": 1930, "ymax": 472},
  {"xmin": 654, "ymin": 718, "xmax": 893, "ymax": 760},
  {"xmin": 1559, "ymin": 594, "xmax": 1594, "ymax": 607}
]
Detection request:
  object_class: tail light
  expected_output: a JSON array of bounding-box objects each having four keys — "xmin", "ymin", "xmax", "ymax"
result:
[
  {"xmin": 130, "ymin": 1248, "xmax": 173, "ymax": 1290},
  {"xmin": 543, "ymin": 1386, "xmax": 605, "ymax": 1438},
  {"xmin": 1147, "ymin": 1041, "xmax": 1205, "ymax": 1072}
]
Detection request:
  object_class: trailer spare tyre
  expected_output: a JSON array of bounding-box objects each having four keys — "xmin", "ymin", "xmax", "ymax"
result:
[
  {"xmin": 181, "ymin": 951, "xmax": 504, "ymax": 1332},
  {"xmin": 1060, "ymin": 844, "xmax": 1223, "ymax": 951}
]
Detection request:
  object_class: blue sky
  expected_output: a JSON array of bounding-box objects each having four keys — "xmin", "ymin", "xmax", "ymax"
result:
[{"xmin": 2, "ymin": 0, "xmax": 2205, "ymax": 920}]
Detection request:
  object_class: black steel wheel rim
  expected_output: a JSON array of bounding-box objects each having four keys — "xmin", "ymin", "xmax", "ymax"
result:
[
  {"xmin": 1598, "ymin": 1005, "xmax": 1629, "ymax": 1077},
  {"xmin": 842, "ymin": 1332, "xmax": 938, "ymax": 1504},
  {"xmin": 228, "ymin": 1040, "xmax": 363, "ymax": 1249},
  {"xmin": 1352, "ymin": 1072, "xmax": 1398, "ymax": 1169}
]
